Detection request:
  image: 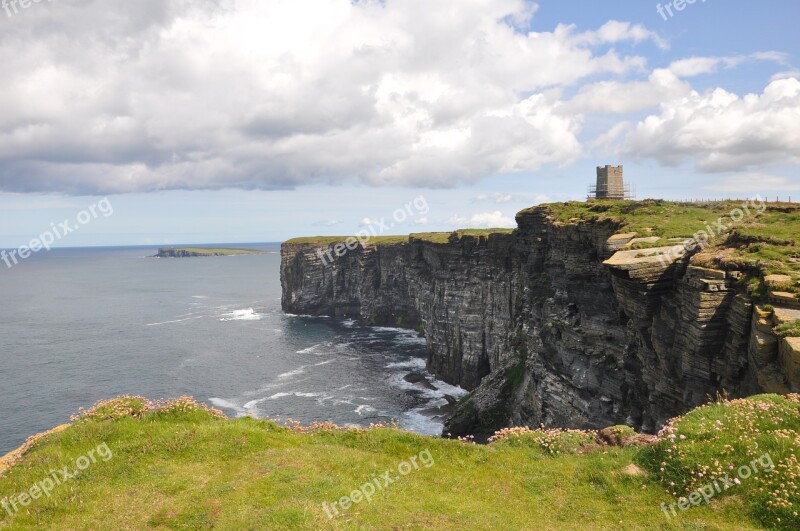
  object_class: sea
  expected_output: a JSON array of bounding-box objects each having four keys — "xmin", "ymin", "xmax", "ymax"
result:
[{"xmin": 0, "ymin": 244, "xmax": 466, "ymax": 455}]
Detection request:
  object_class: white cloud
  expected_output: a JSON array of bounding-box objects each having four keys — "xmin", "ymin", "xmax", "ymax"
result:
[
  {"xmin": 313, "ymin": 219, "xmax": 343, "ymax": 227},
  {"xmin": 0, "ymin": 0, "xmax": 654, "ymax": 194},
  {"xmin": 668, "ymin": 52, "xmax": 786, "ymax": 78},
  {"xmin": 772, "ymin": 70, "xmax": 800, "ymax": 82},
  {"xmin": 590, "ymin": 121, "xmax": 632, "ymax": 153},
  {"xmin": 473, "ymin": 192, "xmax": 551, "ymax": 204},
  {"xmin": 573, "ymin": 20, "xmax": 669, "ymax": 50},
  {"xmin": 0, "ymin": 1, "xmax": 793, "ymax": 196},
  {"xmin": 565, "ymin": 53, "xmax": 786, "ymax": 116},
  {"xmin": 621, "ymin": 78, "xmax": 800, "ymax": 172},
  {"xmin": 450, "ymin": 211, "xmax": 517, "ymax": 228},
  {"xmin": 703, "ymin": 173, "xmax": 800, "ymax": 193},
  {"xmin": 564, "ymin": 68, "xmax": 690, "ymax": 115}
]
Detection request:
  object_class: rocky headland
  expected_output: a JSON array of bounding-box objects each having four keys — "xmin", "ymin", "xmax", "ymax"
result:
[
  {"xmin": 281, "ymin": 200, "xmax": 800, "ymax": 436},
  {"xmin": 154, "ymin": 247, "xmax": 266, "ymax": 258}
]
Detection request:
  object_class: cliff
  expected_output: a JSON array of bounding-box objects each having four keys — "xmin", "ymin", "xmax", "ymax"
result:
[{"xmin": 281, "ymin": 201, "xmax": 800, "ymax": 435}]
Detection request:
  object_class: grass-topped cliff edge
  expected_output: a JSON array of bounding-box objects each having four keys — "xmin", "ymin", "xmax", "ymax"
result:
[
  {"xmin": 538, "ymin": 199, "xmax": 800, "ymax": 276},
  {"xmin": 286, "ymin": 200, "xmax": 800, "ymax": 308},
  {"xmin": 284, "ymin": 228, "xmax": 514, "ymax": 246},
  {"xmin": 1, "ymin": 394, "xmax": 798, "ymax": 530},
  {"xmin": 286, "ymin": 199, "xmax": 800, "ymax": 276}
]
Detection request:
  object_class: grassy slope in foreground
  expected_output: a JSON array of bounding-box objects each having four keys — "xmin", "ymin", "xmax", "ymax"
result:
[{"xmin": 1, "ymin": 395, "xmax": 798, "ymax": 530}]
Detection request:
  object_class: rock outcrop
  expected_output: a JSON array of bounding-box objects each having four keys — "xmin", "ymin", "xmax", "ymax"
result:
[
  {"xmin": 154, "ymin": 248, "xmax": 263, "ymax": 258},
  {"xmin": 281, "ymin": 206, "xmax": 796, "ymax": 435}
]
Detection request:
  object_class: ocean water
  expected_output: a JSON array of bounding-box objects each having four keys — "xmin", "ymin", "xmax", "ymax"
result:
[{"xmin": 0, "ymin": 245, "xmax": 466, "ymax": 455}]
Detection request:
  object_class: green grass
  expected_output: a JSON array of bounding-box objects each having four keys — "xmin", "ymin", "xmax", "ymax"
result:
[
  {"xmin": 2, "ymin": 395, "xmax": 798, "ymax": 530},
  {"xmin": 286, "ymin": 200, "xmax": 800, "ymax": 275},
  {"xmin": 454, "ymin": 228, "xmax": 515, "ymax": 237},
  {"xmin": 285, "ymin": 229, "xmax": 514, "ymax": 247},
  {"xmin": 158, "ymin": 247, "xmax": 263, "ymax": 256},
  {"xmin": 534, "ymin": 199, "xmax": 800, "ymax": 275},
  {"xmin": 412, "ymin": 229, "xmax": 514, "ymax": 244},
  {"xmin": 283, "ymin": 236, "xmax": 412, "ymax": 246},
  {"xmin": 775, "ymin": 320, "xmax": 800, "ymax": 337},
  {"xmin": 639, "ymin": 393, "xmax": 800, "ymax": 529},
  {"xmin": 533, "ymin": 200, "xmax": 733, "ymax": 241}
]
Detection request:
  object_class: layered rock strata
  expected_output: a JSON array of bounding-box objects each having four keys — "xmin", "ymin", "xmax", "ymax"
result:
[{"xmin": 281, "ymin": 207, "xmax": 795, "ymax": 434}]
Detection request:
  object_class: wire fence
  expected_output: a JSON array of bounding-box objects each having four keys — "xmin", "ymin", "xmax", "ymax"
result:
[{"xmin": 671, "ymin": 197, "xmax": 795, "ymax": 204}]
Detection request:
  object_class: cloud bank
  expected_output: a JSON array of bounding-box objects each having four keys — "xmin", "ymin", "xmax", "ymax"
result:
[{"xmin": 0, "ymin": 0, "xmax": 796, "ymax": 195}]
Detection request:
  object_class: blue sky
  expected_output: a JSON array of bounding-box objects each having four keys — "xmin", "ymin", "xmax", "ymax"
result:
[{"xmin": 0, "ymin": 0, "xmax": 798, "ymax": 247}]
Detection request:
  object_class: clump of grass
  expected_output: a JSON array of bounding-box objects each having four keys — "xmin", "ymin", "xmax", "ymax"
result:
[
  {"xmin": 775, "ymin": 320, "xmax": 800, "ymax": 338},
  {"xmin": 629, "ymin": 239, "xmax": 669, "ymax": 250},
  {"xmin": 608, "ymin": 425, "xmax": 637, "ymax": 439},
  {"xmin": 69, "ymin": 395, "xmax": 151, "ymax": 421},
  {"xmin": 488, "ymin": 426, "xmax": 595, "ymax": 455},
  {"xmin": 748, "ymin": 277, "xmax": 767, "ymax": 300},
  {"xmin": 283, "ymin": 418, "xmax": 399, "ymax": 434},
  {"xmin": 71, "ymin": 395, "xmax": 226, "ymax": 422},
  {"xmin": 640, "ymin": 394, "xmax": 800, "ymax": 530}
]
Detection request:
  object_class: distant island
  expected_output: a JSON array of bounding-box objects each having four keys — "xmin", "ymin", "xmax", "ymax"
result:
[{"xmin": 153, "ymin": 247, "xmax": 269, "ymax": 258}]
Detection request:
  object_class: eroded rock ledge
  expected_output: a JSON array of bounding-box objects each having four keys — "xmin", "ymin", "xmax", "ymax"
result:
[{"xmin": 281, "ymin": 206, "xmax": 797, "ymax": 435}]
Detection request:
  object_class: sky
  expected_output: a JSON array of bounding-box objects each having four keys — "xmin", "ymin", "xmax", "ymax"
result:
[{"xmin": 0, "ymin": 0, "xmax": 799, "ymax": 247}]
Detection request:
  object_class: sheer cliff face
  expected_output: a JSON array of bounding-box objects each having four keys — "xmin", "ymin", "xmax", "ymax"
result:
[
  {"xmin": 281, "ymin": 233, "xmax": 516, "ymax": 389},
  {"xmin": 281, "ymin": 207, "xmax": 790, "ymax": 435}
]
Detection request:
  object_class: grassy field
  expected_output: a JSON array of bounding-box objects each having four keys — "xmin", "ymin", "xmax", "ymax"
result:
[
  {"xmin": 537, "ymin": 199, "xmax": 800, "ymax": 275},
  {"xmin": 1, "ymin": 394, "xmax": 798, "ymax": 530}
]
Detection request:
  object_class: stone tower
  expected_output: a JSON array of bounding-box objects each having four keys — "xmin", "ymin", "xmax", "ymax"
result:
[{"xmin": 594, "ymin": 165, "xmax": 626, "ymax": 200}]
